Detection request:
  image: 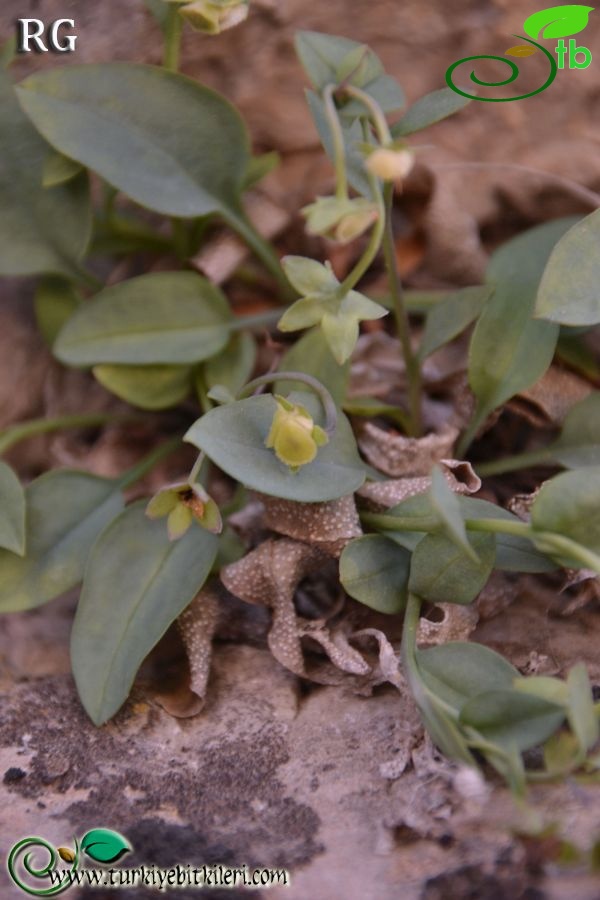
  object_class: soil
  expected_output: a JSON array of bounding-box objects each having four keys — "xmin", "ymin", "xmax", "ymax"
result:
[{"xmin": 1, "ymin": 1, "xmax": 600, "ymax": 898}]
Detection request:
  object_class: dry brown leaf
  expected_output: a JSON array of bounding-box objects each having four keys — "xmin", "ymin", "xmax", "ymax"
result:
[
  {"xmin": 508, "ymin": 365, "xmax": 592, "ymax": 427},
  {"xmin": 357, "ymin": 421, "xmax": 459, "ymax": 477},
  {"xmin": 417, "ymin": 604, "xmax": 479, "ymax": 645},
  {"xmin": 257, "ymin": 492, "xmax": 362, "ymax": 557},
  {"xmin": 358, "ymin": 459, "xmax": 480, "ymax": 510}
]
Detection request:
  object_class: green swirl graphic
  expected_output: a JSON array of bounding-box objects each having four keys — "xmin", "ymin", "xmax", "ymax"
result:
[
  {"xmin": 7, "ymin": 837, "xmax": 80, "ymax": 897},
  {"xmin": 445, "ymin": 36, "xmax": 557, "ymax": 101}
]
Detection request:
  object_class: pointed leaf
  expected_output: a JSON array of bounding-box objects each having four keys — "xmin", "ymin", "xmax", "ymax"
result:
[
  {"xmin": 409, "ymin": 531, "xmax": 495, "ymax": 605},
  {"xmin": 54, "ymin": 272, "xmax": 231, "ymax": 366},
  {"xmin": 535, "ymin": 209, "xmax": 600, "ymax": 326},
  {"xmin": 339, "ymin": 534, "xmax": 410, "ymax": 613},
  {"xmin": 94, "ymin": 364, "xmax": 192, "ymax": 410},
  {"xmin": 459, "ymin": 689, "xmax": 565, "ymax": 751},
  {"xmin": 523, "ymin": 5, "xmax": 594, "ymax": 40},
  {"xmin": 185, "ymin": 391, "xmax": 365, "ymax": 502},
  {"xmin": 418, "ymin": 285, "xmax": 492, "ymax": 359},
  {"xmin": 417, "ymin": 642, "xmax": 519, "ymax": 713},
  {"xmin": 392, "ymin": 87, "xmax": 472, "ymax": 137},
  {"xmin": 566, "ymin": 663, "xmax": 599, "ymax": 753},
  {"xmin": 0, "ymin": 70, "xmax": 91, "ymax": 278},
  {"xmin": 430, "ymin": 466, "xmax": 477, "ymax": 561},
  {"xmin": 0, "ymin": 461, "xmax": 26, "ymax": 556},
  {"xmin": 81, "ymin": 829, "xmax": 131, "ymax": 864},
  {"xmin": 16, "ymin": 63, "xmax": 250, "ymax": 220},
  {"xmin": 71, "ymin": 502, "xmax": 218, "ymax": 724},
  {"xmin": 0, "ymin": 471, "xmax": 124, "ymax": 612}
]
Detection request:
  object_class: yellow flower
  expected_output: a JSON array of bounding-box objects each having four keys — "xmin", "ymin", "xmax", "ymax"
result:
[
  {"xmin": 178, "ymin": 0, "xmax": 249, "ymax": 35},
  {"xmin": 265, "ymin": 396, "xmax": 329, "ymax": 471},
  {"xmin": 302, "ymin": 196, "xmax": 379, "ymax": 244},
  {"xmin": 146, "ymin": 481, "xmax": 222, "ymax": 540},
  {"xmin": 365, "ymin": 147, "xmax": 414, "ymax": 184}
]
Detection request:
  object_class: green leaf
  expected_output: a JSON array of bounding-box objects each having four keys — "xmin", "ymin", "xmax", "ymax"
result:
[
  {"xmin": 459, "ymin": 689, "xmax": 566, "ymax": 751},
  {"xmin": 417, "ymin": 642, "xmax": 519, "ymax": 712},
  {"xmin": 0, "ymin": 462, "xmax": 26, "ymax": 556},
  {"xmin": 535, "ymin": 209, "xmax": 600, "ymax": 326},
  {"xmin": 418, "ymin": 285, "xmax": 492, "ymax": 360},
  {"xmin": 409, "ymin": 531, "xmax": 495, "ymax": 605},
  {"xmin": 185, "ymin": 391, "xmax": 365, "ymax": 502},
  {"xmin": 54, "ymin": 272, "xmax": 231, "ymax": 366},
  {"xmin": 458, "ymin": 496, "xmax": 557, "ymax": 573},
  {"xmin": 550, "ymin": 392, "xmax": 600, "ymax": 467},
  {"xmin": 468, "ymin": 219, "xmax": 578, "ymax": 428},
  {"xmin": 16, "ymin": 63, "xmax": 250, "ymax": 222},
  {"xmin": 392, "ymin": 87, "xmax": 472, "ymax": 137},
  {"xmin": 530, "ymin": 467, "xmax": 600, "ymax": 555},
  {"xmin": 566, "ymin": 662, "xmax": 599, "ymax": 753},
  {"xmin": 430, "ymin": 466, "xmax": 477, "ymax": 561},
  {"xmin": 0, "ymin": 70, "xmax": 91, "ymax": 278},
  {"xmin": 203, "ymin": 331, "xmax": 256, "ymax": 399},
  {"xmin": 93, "ymin": 364, "xmax": 192, "ymax": 410},
  {"xmin": 243, "ymin": 151, "xmax": 280, "ymax": 190},
  {"xmin": 71, "ymin": 502, "xmax": 217, "ymax": 725},
  {"xmin": 0, "ymin": 471, "xmax": 123, "ymax": 612},
  {"xmin": 339, "ymin": 534, "xmax": 410, "ymax": 613},
  {"xmin": 513, "ymin": 675, "xmax": 569, "ymax": 705},
  {"xmin": 81, "ymin": 829, "xmax": 131, "ymax": 864},
  {"xmin": 523, "ymin": 5, "xmax": 594, "ymax": 40},
  {"xmin": 42, "ymin": 152, "xmax": 83, "ymax": 187},
  {"xmin": 34, "ymin": 277, "xmax": 81, "ymax": 346},
  {"xmin": 276, "ymin": 328, "xmax": 349, "ymax": 408},
  {"xmin": 282, "ymin": 255, "xmax": 337, "ymax": 295},
  {"xmin": 342, "ymin": 397, "xmax": 410, "ymax": 432}
]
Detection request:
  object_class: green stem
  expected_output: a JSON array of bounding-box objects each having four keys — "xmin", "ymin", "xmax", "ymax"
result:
[
  {"xmin": 323, "ymin": 84, "xmax": 349, "ymax": 200},
  {"xmin": 401, "ymin": 591, "xmax": 422, "ymax": 667},
  {"xmin": 238, "ymin": 371, "xmax": 338, "ymax": 435},
  {"xmin": 382, "ymin": 180, "xmax": 422, "ymax": 437},
  {"xmin": 533, "ymin": 531, "xmax": 600, "ymax": 574},
  {"xmin": 475, "ymin": 447, "xmax": 555, "ymax": 477},
  {"xmin": 464, "ymin": 517, "xmax": 532, "ymax": 538},
  {"xmin": 188, "ymin": 451, "xmax": 207, "ymax": 485},
  {"xmin": 224, "ymin": 211, "xmax": 295, "ymax": 303},
  {"xmin": 163, "ymin": 4, "xmax": 183, "ymax": 72},
  {"xmin": 229, "ymin": 308, "xmax": 283, "ymax": 332},
  {"xmin": 456, "ymin": 405, "xmax": 487, "ymax": 458},
  {"xmin": 343, "ymin": 84, "xmax": 393, "ymax": 145},
  {"xmin": 0, "ymin": 412, "xmax": 138, "ymax": 455},
  {"xmin": 116, "ymin": 437, "xmax": 182, "ymax": 489},
  {"xmin": 336, "ymin": 190, "xmax": 385, "ymax": 298}
]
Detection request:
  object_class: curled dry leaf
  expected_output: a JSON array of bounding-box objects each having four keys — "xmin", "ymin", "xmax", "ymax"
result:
[
  {"xmin": 356, "ymin": 421, "xmax": 458, "ymax": 477},
  {"xmin": 358, "ymin": 459, "xmax": 480, "ymax": 510},
  {"xmin": 417, "ymin": 603, "xmax": 479, "ymax": 645},
  {"xmin": 507, "ymin": 488, "xmax": 541, "ymax": 521},
  {"xmin": 155, "ymin": 586, "xmax": 220, "ymax": 718},
  {"xmin": 257, "ymin": 492, "xmax": 362, "ymax": 557},
  {"xmin": 508, "ymin": 365, "xmax": 592, "ymax": 427}
]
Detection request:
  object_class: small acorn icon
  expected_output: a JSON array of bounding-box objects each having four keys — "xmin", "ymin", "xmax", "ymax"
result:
[{"xmin": 58, "ymin": 847, "xmax": 76, "ymax": 863}]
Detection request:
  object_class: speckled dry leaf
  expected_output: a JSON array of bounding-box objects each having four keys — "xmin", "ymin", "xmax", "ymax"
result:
[
  {"xmin": 358, "ymin": 459, "xmax": 480, "ymax": 510},
  {"xmin": 507, "ymin": 488, "xmax": 541, "ymax": 520},
  {"xmin": 257, "ymin": 493, "xmax": 362, "ymax": 557},
  {"xmin": 357, "ymin": 422, "xmax": 458, "ymax": 477},
  {"xmin": 505, "ymin": 45, "xmax": 538, "ymax": 56},
  {"xmin": 348, "ymin": 332, "xmax": 405, "ymax": 399},
  {"xmin": 417, "ymin": 603, "xmax": 479, "ymax": 645},
  {"xmin": 509, "ymin": 365, "xmax": 592, "ymax": 427},
  {"xmin": 155, "ymin": 586, "xmax": 221, "ymax": 718}
]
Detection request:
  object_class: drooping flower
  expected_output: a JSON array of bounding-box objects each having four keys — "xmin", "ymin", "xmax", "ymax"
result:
[
  {"xmin": 176, "ymin": 0, "xmax": 249, "ymax": 35},
  {"xmin": 146, "ymin": 481, "xmax": 222, "ymax": 540},
  {"xmin": 265, "ymin": 395, "xmax": 329, "ymax": 472},
  {"xmin": 365, "ymin": 146, "xmax": 414, "ymax": 184},
  {"xmin": 302, "ymin": 195, "xmax": 379, "ymax": 244}
]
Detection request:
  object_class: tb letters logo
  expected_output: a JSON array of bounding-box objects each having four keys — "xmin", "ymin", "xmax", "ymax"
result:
[
  {"xmin": 16, "ymin": 18, "xmax": 77, "ymax": 53},
  {"xmin": 446, "ymin": 4, "xmax": 594, "ymax": 101}
]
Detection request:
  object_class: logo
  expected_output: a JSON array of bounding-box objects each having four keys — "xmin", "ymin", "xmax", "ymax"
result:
[
  {"xmin": 7, "ymin": 829, "xmax": 131, "ymax": 896},
  {"xmin": 16, "ymin": 18, "xmax": 78, "ymax": 53},
  {"xmin": 446, "ymin": 4, "xmax": 594, "ymax": 102}
]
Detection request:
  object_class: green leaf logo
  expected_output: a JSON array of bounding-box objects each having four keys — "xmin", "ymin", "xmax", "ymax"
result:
[
  {"xmin": 523, "ymin": 4, "xmax": 594, "ymax": 40},
  {"xmin": 80, "ymin": 829, "xmax": 131, "ymax": 864}
]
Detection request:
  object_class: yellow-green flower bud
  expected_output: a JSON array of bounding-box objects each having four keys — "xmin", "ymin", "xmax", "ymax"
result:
[
  {"xmin": 265, "ymin": 396, "xmax": 329, "ymax": 472},
  {"xmin": 302, "ymin": 196, "xmax": 379, "ymax": 244},
  {"xmin": 146, "ymin": 481, "xmax": 222, "ymax": 540},
  {"xmin": 178, "ymin": 0, "xmax": 249, "ymax": 34},
  {"xmin": 365, "ymin": 147, "xmax": 414, "ymax": 184}
]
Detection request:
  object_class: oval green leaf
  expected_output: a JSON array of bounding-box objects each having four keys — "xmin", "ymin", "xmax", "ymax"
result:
[
  {"xmin": 409, "ymin": 531, "xmax": 495, "ymax": 605},
  {"xmin": 54, "ymin": 272, "xmax": 231, "ymax": 366},
  {"xmin": 418, "ymin": 285, "xmax": 492, "ymax": 360},
  {"xmin": 0, "ymin": 461, "xmax": 26, "ymax": 556},
  {"xmin": 185, "ymin": 391, "xmax": 365, "ymax": 502},
  {"xmin": 71, "ymin": 502, "xmax": 218, "ymax": 725},
  {"xmin": 459, "ymin": 689, "xmax": 566, "ymax": 751},
  {"xmin": 392, "ymin": 87, "xmax": 472, "ymax": 138},
  {"xmin": 81, "ymin": 829, "xmax": 131, "ymax": 864},
  {"xmin": 535, "ymin": 209, "xmax": 600, "ymax": 326},
  {"xmin": 417, "ymin": 642, "xmax": 519, "ymax": 713},
  {"xmin": 0, "ymin": 471, "xmax": 124, "ymax": 612},
  {"xmin": 531, "ymin": 467, "xmax": 600, "ymax": 555},
  {"xmin": 0, "ymin": 70, "xmax": 91, "ymax": 278},
  {"xmin": 523, "ymin": 5, "xmax": 594, "ymax": 40},
  {"xmin": 16, "ymin": 63, "xmax": 250, "ymax": 220},
  {"xmin": 94, "ymin": 364, "xmax": 192, "ymax": 410},
  {"xmin": 339, "ymin": 534, "xmax": 410, "ymax": 614}
]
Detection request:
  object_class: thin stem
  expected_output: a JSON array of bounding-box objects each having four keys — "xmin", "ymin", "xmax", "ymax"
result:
[
  {"xmin": 456, "ymin": 405, "xmax": 487, "ymax": 458},
  {"xmin": 336, "ymin": 192, "xmax": 385, "ymax": 298},
  {"xmin": 0, "ymin": 412, "xmax": 138, "ymax": 455},
  {"xmin": 228, "ymin": 308, "xmax": 283, "ymax": 332},
  {"xmin": 464, "ymin": 518, "xmax": 532, "ymax": 538},
  {"xmin": 401, "ymin": 592, "xmax": 422, "ymax": 666},
  {"xmin": 323, "ymin": 84, "xmax": 348, "ymax": 200},
  {"xmin": 116, "ymin": 437, "xmax": 182, "ymax": 489},
  {"xmin": 383, "ymin": 180, "xmax": 422, "ymax": 436},
  {"xmin": 476, "ymin": 447, "xmax": 555, "ymax": 477},
  {"xmin": 343, "ymin": 84, "xmax": 393, "ymax": 145},
  {"xmin": 224, "ymin": 211, "xmax": 295, "ymax": 303},
  {"xmin": 163, "ymin": 4, "xmax": 183, "ymax": 72},
  {"xmin": 189, "ymin": 451, "xmax": 207, "ymax": 485},
  {"xmin": 238, "ymin": 371, "xmax": 338, "ymax": 435},
  {"xmin": 533, "ymin": 531, "xmax": 600, "ymax": 574}
]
